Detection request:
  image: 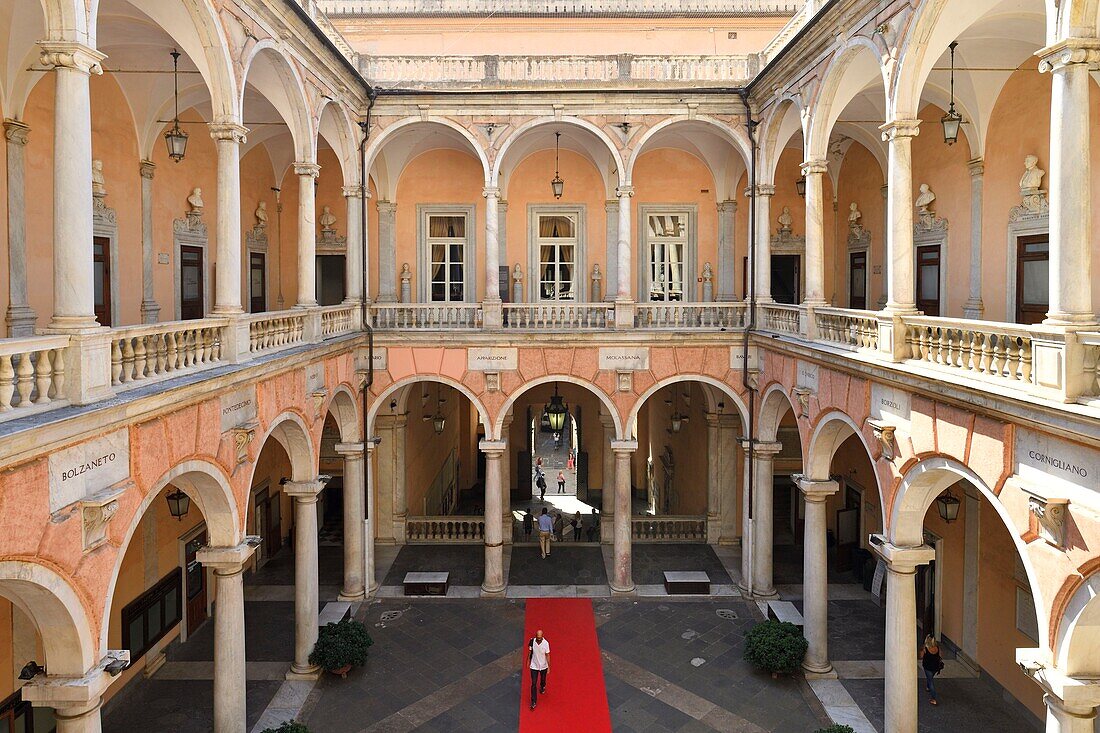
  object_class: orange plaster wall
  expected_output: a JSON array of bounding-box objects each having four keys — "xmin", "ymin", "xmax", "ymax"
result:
[
  {"xmin": 830, "ymin": 435, "xmax": 881, "ymax": 547},
  {"xmin": 922, "ymin": 492, "xmax": 966, "ymax": 647},
  {"xmin": 405, "ymin": 384, "xmax": 467, "ymax": 515},
  {"xmin": 0, "ymin": 598, "xmax": 11, "ymax": 701},
  {"xmin": 835, "ymin": 142, "xmax": 886, "ymax": 307},
  {"xmin": 642, "ymin": 382, "xmax": 709, "ymax": 515},
  {"xmin": 238, "ymin": 146, "xmax": 281, "ymax": 312}
]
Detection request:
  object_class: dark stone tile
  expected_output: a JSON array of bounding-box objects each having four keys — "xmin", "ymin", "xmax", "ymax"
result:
[
  {"xmin": 102, "ymin": 679, "xmax": 280, "ymax": 733},
  {"xmin": 629, "ymin": 545, "xmax": 734, "ymax": 585},
  {"xmin": 508, "ymin": 544, "xmax": 608, "ymax": 585},
  {"xmin": 381, "ymin": 545, "xmax": 486, "ymax": 587}
]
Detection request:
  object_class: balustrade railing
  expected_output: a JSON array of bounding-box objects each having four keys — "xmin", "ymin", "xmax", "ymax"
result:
[
  {"xmin": 0, "ymin": 335, "xmax": 70, "ymax": 418},
  {"xmin": 813, "ymin": 307, "xmax": 879, "ymax": 350},
  {"xmin": 249, "ymin": 311, "xmax": 305, "ymax": 353},
  {"xmin": 630, "ymin": 55, "xmax": 749, "ymax": 81},
  {"xmin": 631, "ymin": 516, "xmax": 707, "ymax": 542},
  {"xmin": 321, "ymin": 304, "xmax": 357, "ymax": 337},
  {"xmin": 635, "ymin": 302, "xmax": 748, "ymax": 329},
  {"xmin": 900, "ymin": 316, "xmax": 1047, "ymax": 387},
  {"xmin": 1081, "ymin": 332, "xmax": 1100, "ymax": 401},
  {"xmin": 110, "ymin": 320, "xmax": 226, "ymax": 388},
  {"xmin": 405, "ymin": 516, "xmax": 486, "ymax": 543},
  {"xmin": 759, "ymin": 303, "xmax": 801, "ymax": 334},
  {"xmin": 503, "ymin": 303, "xmax": 610, "ymax": 329},
  {"xmin": 372, "ymin": 303, "xmax": 482, "ymax": 330}
]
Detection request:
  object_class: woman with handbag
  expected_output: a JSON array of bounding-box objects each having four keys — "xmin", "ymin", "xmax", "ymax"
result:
[{"xmin": 918, "ymin": 635, "xmax": 944, "ymax": 705}]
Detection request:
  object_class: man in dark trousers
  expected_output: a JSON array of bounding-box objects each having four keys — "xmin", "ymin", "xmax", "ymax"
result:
[{"xmin": 528, "ymin": 629, "xmax": 550, "ymax": 710}]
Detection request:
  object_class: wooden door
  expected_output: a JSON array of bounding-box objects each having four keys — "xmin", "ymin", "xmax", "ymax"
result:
[
  {"xmin": 180, "ymin": 245, "xmax": 204, "ymax": 320},
  {"xmin": 93, "ymin": 236, "xmax": 112, "ymax": 326},
  {"xmin": 849, "ymin": 251, "xmax": 867, "ymax": 310},
  {"xmin": 1016, "ymin": 235, "xmax": 1049, "ymax": 324},
  {"xmin": 184, "ymin": 531, "xmax": 207, "ymax": 635},
  {"xmin": 915, "ymin": 245, "xmax": 940, "ymax": 316},
  {"xmin": 250, "ymin": 252, "xmax": 266, "ymax": 313}
]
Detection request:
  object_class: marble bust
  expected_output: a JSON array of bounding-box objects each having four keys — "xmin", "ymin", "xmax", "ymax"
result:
[
  {"xmin": 187, "ymin": 187, "xmax": 204, "ymax": 214},
  {"xmin": 319, "ymin": 205, "xmax": 337, "ymax": 233},
  {"xmin": 1020, "ymin": 155, "xmax": 1045, "ymax": 192},
  {"xmin": 91, "ymin": 159, "xmax": 106, "ymax": 198},
  {"xmin": 915, "ymin": 184, "xmax": 935, "ymax": 214},
  {"xmin": 778, "ymin": 206, "xmax": 793, "ymax": 231},
  {"xmin": 255, "ymin": 201, "xmax": 268, "ymax": 228}
]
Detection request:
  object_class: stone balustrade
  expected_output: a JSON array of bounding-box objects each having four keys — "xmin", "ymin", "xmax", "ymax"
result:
[
  {"xmin": 503, "ymin": 303, "xmax": 611, "ymax": 329},
  {"xmin": 631, "ymin": 516, "xmax": 707, "ymax": 542},
  {"xmin": 759, "ymin": 302, "xmax": 801, "ymax": 334},
  {"xmin": 813, "ymin": 307, "xmax": 879, "ymax": 350},
  {"xmin": 321, "ymin": 304, "xmax": 360, "ymax": 337},
  {"xmin": 1081, "ymin": 332, "xmax": 1100, "ymax": 403},
  {"xmin": 0, "ymin": 335, "xmax": 70, "ymax": 419},
  {"xmin": 371, "ymin": 303, "xmax": 483, "ymax": 330},
  {"xmin": 634, "ymin": 302, "xmax": 748, "ymax": 329},
  {"xmin": 406, "ymin": 516, "xmax": 486, "ymax": 543},
  {"xmin": 110, "ymin": 319, "xmax": 226, "ymax": 388},
  {"xmin": 248, "ymin": 311, "xmax": 306, "ymax": 353},
  {"xmin": 901, "ymin": 316, "xmax": 1041, "ymax": 387}
]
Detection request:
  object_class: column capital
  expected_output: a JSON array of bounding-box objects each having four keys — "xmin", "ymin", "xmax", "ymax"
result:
[
  {"xmin": 335, "ymin": 441, "xmax": 365, "ymax": 458},
  {"xmin": 717, "ymin": 199, "xmax": 738, "ymax": 213},
  {"xmin": 967, "ymin": 157, "xmax": 985, "ymax": 176},
  {"xmin": 376, "ymin": 200, "xmax": 397, "ymax": 214},
  {"xmin": 482, "ymin": 186, "xmax": 500, "ymax": 199},
  {"xmin": 342, "ymin": 185, "xmax": 364, "ymax": 198},
  {"xmin": 880, "ymin": 119, "xmax": 921, "ymax": 142},
  {"xmin": 20, "ymin": 651, "xmax": 129, "ymax": 708},
  {"xmin": 293, "ymin": 161, "xmax": 321, "ymax": 178},
  {"xmin": 3, "ymin": 118, "xmax": 29, "ymax": 146},
  {"xmin": 748, "ymin": 183, "xmax": 775, "ymax": 198},
  {"xmin": 37, "ymin": 41, "xmax": 105, "ymax": 75},
  {"xmin": 1037, "ymin": 38, "xmax": 1100, "ymax": 72},
  {"xmin": 1016, "ymin": 648, "xmax": 1100, "ymax": 710},
  {"xmin": 478, "ymin": 439, "xmax": 507, "ymax": 455},
  {"xmin": 282, "ymin": 477, "xmax": 329, "ymax": 498},
  {"xmin": 704, "ymin": 412, "xmax": 721, "ymax": 428},
  {"xmin": 794, "ymin": 475, "xmax": 839, "ymax": 501},
  {"xmin": 139, "ymin": 159, "xmax": 156, "ymax": 179},
  {"xmin": 615, "ymin": 185, "xmax": 635, "ymax": 198},
  {"xmin": 869, "ymin": 534, "xmax": 934, "ymax": 571},
  {"xmin": 605, "ymin": 199, "xmax": 619, "ymax": 210},
  {"xmin": 743, "ymin": 440, "xmax": 782, "ymax": 457},
  {"xmin": 599, "ymin": 412, "xmax": 617, "ymax": 429},
  {"xmin": 611, "ymin": 439, "xmax": 638, "ymax": 454},
  {"xmin": 196, "ymin": 539, "xmax": 259, "ymax": 571},
  {"xmin": 801, "ymin": 159, "xmax": 828, "ymax": 176},
  {"xmin": 208, "ymin": 122, "xmax": 248, "ymax": 144}
]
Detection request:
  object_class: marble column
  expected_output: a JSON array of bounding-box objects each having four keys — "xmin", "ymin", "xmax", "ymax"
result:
[
  {"xmin": 197, "ymin": 542, "xmax": 256, "ymax": 733},
  {"xmin": 802, "ymin": 160, "xmax": 828, "ymax": 305},
  {"xmin": 705, "ymin": 413, "xmax": 721, "ymax": 543},
  {"xmin": 605, "ymin": 200, "xmax": 619, "ymax": 301},
  {"xmin": 753, "ymin": 185, "xmax": 775, "ymax": 302},
  {"xmin": 337, "ymin": 442, "xmax": 366, "ymax": 601},
  {"xmin": 1039, "ymin": 39, "xmax": 1100, "ymax": 324},
  {"xmin": 40, "ymin": 43, "xmax": 104, "ymax": 330},
  {"xmin": 211, "ymin": 124, "xmax": 247, "ymax": 314},
  {"xmin": 881, "ymin": 120, "xmax": 921, "ymax": 314},
  {"xmin": 610, "ymin": 440, "xmax": 637, "ymax": 593},
  {"xmin": 1044, "ymin": 695, "xmax": 1098, "ymax": 733},
  {"xmin": 716, "ymin": 200, "xmax": 737, "ymax": 301},
  {"xmin": 615, "ymin": 186, "xmax": 634, "ymax": 301},
  {"xmin": 4, "ymin": 119, "xmax": 35, "ymax": 335},
  {"xmin": 483, "ymin": 187, "xmax": 501, "ymax": 302},
  {"xmin": 283, "ymin": 478, "xmax": 326, "ymax": 678},
  {"xmin": 873, "ymin": 538, "xmax": 935, "ymax": 733},
  {"xmin": 481, "ymin": 440, "xmax": 506, "ymax": 595},
  {"xmin": 390, "ymin": 414, "xmax": 408, "ymax": 542},
  {"xmin": 376, "ymin": 201, "xmax": 397, "ymax": 302},
  {"xmin": 600, "ymin": 411, "xmax": 616, "ymax": 541},
  {"xmin": 365, "ymin": 441, "xmax": 378, "ymax": 592},
  {"xmin": 343, "ymin": 186, "xmax": 364, "ymax": 304},
  {"xmin": 740, "ymin": 442, "xmax": 752, "ymax": 587},
  {"xmin": 962, "ymin": 158, "xmax": 985, "ymax": 319},
  {"xmin": 54, "ymin": 700, "xmax": 104, "ymax": 733},
  {"xmin": 877, "ymin": 184, "xmax": 889, "ymax": 309},
  {"xmin": 500, "ymin": 415, "xmax": 513, "ymax": 544},
  {"xmin": 716, "ymin": 415, "xmax": 740, "ymax": 544},
  {"xmin": 138, "ymin": 160, "xmax": 160, "ymax": 323},
  {"xmin": 294, "ymin": 162, "xmax": 320, "ymax": 308},
  {"xmin": 752, "ymin": 442, "xmax": 782, "ymax": 598},
  {"xmin": 796, "ymin": 477, "xmax": 839, "ymax": 675}
]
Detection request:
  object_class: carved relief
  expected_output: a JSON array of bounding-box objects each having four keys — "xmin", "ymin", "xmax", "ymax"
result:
[
  {"xmin": 1010, "ymin": 155, "xmax": 1049, "ymax": 222},
  {"xmin": 868, "ymin": 419, "xmax": 896, "ymax": 460},
  {"xmin": 80, "ymin": 485, "xmax": 125, "ymax": 553},
  {"xmin": 1025, "ymin": 491, "xmax": 1069, "ymax": 549}
]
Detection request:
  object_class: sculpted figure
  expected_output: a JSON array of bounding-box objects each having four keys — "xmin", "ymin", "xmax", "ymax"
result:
[
  {"xmin": 255, "ymin": 201, "xmax": 268, "ymax": 228},
  {"xmin": 92, "ymin": 159, "xmax": 107, "ymax": 198},
  {"xmin": 848, "ymin": 202, "xmax": 862, "ymax": 232},
  {"xmin": 915, "ymin": 184, "xmax": 935, "ymax": 214},
  {"xmin": 777, "ymin": 206, "xmax": 793, "ymax": 231},
  {"xmin": 319, "ymin": 205, "xmax": 337, "ymax": 233},
  {"xmin": 188, "ymin": 187, "xmax": 204, "ymax": 214},
  {"xmin": 1020, "ymin": 155, "xmax": 1045, "ymax": 192}
]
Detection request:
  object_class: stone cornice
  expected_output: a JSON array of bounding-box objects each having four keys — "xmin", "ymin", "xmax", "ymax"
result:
[
  {"xmin": 294, "ymin": 162, "xmax": 321, "ymax": 177},
  {"xmin": 1037, "ymin": 38, "xmax": 1100, "ymax": 73},
  {"xmin": 880, "ymin": 119, "xmax": 921, "ymax": 142},
  {"xmin": 37, "ymin": 41, "xmax": 105, "ymax": 75},
  {"xmin": 209, "ymin": 123, "xmax": 249, "ymax": 144},
  {"xmin": 3, "ymin": 119, "xmax": 29, "ymax": 146}
]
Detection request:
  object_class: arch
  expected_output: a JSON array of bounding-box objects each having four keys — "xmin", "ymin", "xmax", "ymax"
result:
[
  {"xmin": 39, "ymin": 0, "xmax": 89, "ymax": 44},
  {"xmin": 100, "ymin": 459, "xmax": 240, "ymax": 652},
  {"xmin": 807, "ymin": 36, "xmax": 889, "ymax": 161},
  {"xmin": 0, "ymin": 561, "xmax": 95, "ymax": 676},
  {"xmin": 1054, "ymin": 572, "xmax": 1100, "ymax": 676},
  {"xmin": 1060, "ymin": 0, "xmax": 1100, "ymax": 39},
  {"xmin": 325, "ymin": 385, "xmax": 362, "ymax": 443},
  {"xmin": 492, "ymin": 116, "xmax": 625, "ymax": 193},
  {"xmin": 888, "ymin": 455, "xmax": 1048, "ymax": 650},
  {"xmin": 757, "ymin": 382, "xmax": 799, "ymax": 444},
  {"xmin": 368, "ymin": 375, "xmax": 491, "ymax": 440},
  {"xmin": 626, "ymin": 374, "xmax": 749, "ymax": 439},
  {"xmin": 316, "ymin": 98, "xmax": 360, "ymax": 184},
  {"xmin": 364, "ymin": 117, "xmax": 491, "ymax": 200},
  {"xmin": 625, "ymin": 116, "xmax": 751, "ymax": 200},
  {"xmin": 255, "ymin": 411, "xmax": 317, "ymax": 484},
  {"xmin": 805, "ymin": 409, "xmax": 878, "ymax": 490},
  {"xmin": 759, "ymin": 95, "xmax": 805, "ymax": 184},
  {"xmin": 240, "ymin": 42, "xmax": 313, "ymax": 162},
  {"xmin": 493, "ymin": 376, "xmax": 621, "ymax": 442}
]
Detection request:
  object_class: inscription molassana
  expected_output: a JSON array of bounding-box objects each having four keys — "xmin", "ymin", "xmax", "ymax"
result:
[{"xmin": 599, "ymin": 347, "xmax": 649, "ymax": 371}]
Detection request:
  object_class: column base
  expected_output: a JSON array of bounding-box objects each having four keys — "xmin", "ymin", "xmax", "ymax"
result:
[
  {"xmin": 962, "ymin": 299, "xmax": 984, "ymax": 320},
  {"xmin": 480, "ymin": 583, "xmax": 507, "ymax": 597},
  {"xmin": 1044, "ymin": 312, "xmax": 1100, "ymax": 326},
  {"xmin": 802, "ymin": 662, "xmax": 837, "ymax": 678},
  {"xmin": 286, "ymin": 665, "xmax": 321, "ymax": 681},
  {"xmin": 610, "ymin": 583, "xmax": 636, "ymax": 596},
  {"xmin": 368, "ymin": 580, "xmax": 380, "ymax": 595},
  {"xmin": 337, "ymin": 590, "xmax": 366, "ymax": 602},
  {"xmin": 738, "ymin": 583, "xmax": 778, "ymax": 600},
  {"xmin": 5, "ymin": 305, "xmax": 37, "ymax": 336},
  {"xmin": 46, "ymin": 315, "xmax": 101, "ymax": 332},
  {"xmin": 139, "ymin": 300, "xmax": 160, "ymax": 324}
]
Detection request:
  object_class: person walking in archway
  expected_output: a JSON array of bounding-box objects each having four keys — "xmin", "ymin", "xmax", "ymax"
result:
[
  {"xmin": 523, "ymin": 510, "xmax": 534, "ymax": 541},
  {"xmin": 538, "ymin": 508, "xmax": 553, "ymax": 558},
  {"xmin": 557, "ymin": 469, "xmax": 566, "ymax": 494},
  {"xmin": 536, "ymin": 471, "xmax": 547, "ymax": 501},
  {"xmin": 527, "ymin": 629, "xmax": 550, "ymax": 710},
  {"xmin": 919, "ymin": 635, "xmax": 944, "ymax": 706}
]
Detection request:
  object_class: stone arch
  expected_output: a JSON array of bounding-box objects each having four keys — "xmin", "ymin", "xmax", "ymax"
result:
[
  {"xmin": 1053, "ymin": 571, "xmax": 1100, "ymax": 676},
  {"xmin": 368, "ymin": 375, "xmax": 491, "ymax": 439},
  {"xmin": 494, "ymin": 376, "xmax": 621, "ymax": 442},
  {"xmin": 100, "ymin": 459, "xmax": 241, "ymax": 652},
  {"xmin": 316, "ymin": 99, "xmax": 360, "ymax": 185},
  {"xmin": 806, "ymin": 36, "xmax": 889, "ymax": 161},
  {"xmin": 805, "ymin": 410, "xmax": 881, "ymax": 503},
  {"xmin": 759, "ymin": 95, "xmax": 805, "ymax": 184},
  {"xmin": 0, "ymin": 561, "xmax": 96, "ymax": 676},
  {"xmin": 255, "ymin": 411, "xmax": 317, "ymax": 483},
  {"xmin": 1059, "ymin": 0, "xmax": 1100, "ymax": 39},
  {"xmin": 626, "ymin": 374, "xmax": 749, "ymax": 438},
  {"xmin": 624, "ymin": 116, "xmax": 751, "ymax": 200},
  {"xmin": 240, "ymin": 42, "xmax": 314, "ymax": 162},
  {"xmin": 365, "ymin": 117, "xmax": 491, "ymax": 200},
  {"xmin": 757, "ymin": 382, "xmax": 799, "ymax": 444},
  {"xmin": 492, "ymin": 116, "xmax": 626, "ymax": 193},
  {"xmin": 39, "ymin": 0, "xmax": 89, "ymax": 44},
  {"xmin": 324, "ymin": 385, "xmax": 362, "ymax": 443}
]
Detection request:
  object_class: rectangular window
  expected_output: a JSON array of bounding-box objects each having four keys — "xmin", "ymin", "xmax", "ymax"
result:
[
  {"xmin": 121, "ymin": 568, "xmax": 183, "ymax": 663},
  {"xmin": 537, "ymin": 214, "xmax": 577, "ymax": 301},
  {"xmin": 642, "ymin": 209, "xmax": 695, "ymax": 302},
  {"xmin": 426, "ymin": 213, "xmax": 467, "ymax": 302}
]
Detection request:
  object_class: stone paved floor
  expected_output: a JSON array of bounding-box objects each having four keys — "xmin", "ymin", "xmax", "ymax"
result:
[
  {"xmin": 631, "ymin": 544, "xmax": 734, "ymax": 586},
  {"xmin": 380, "ymin": 544, "xmax": 486, "ymax": 587},
  {"xmin": 842, "ymin": 678, "xmax": 1043, "ymax": 733},
  {"xmin": 508, "ymin": 544, "xmax": 608, "ymax": 585}
]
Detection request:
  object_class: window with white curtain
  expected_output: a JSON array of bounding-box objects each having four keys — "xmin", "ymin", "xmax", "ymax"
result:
[
  {"xmin": 536, "ymin": 213, "xmax": 577, "ymax": 301},
  {"xmin": 645, "ymin": 211, "xmax": 689, "ymax": 301},
  {"xmin": 426, "ymin": 213, "xmax": 467, "ymax": 302}
]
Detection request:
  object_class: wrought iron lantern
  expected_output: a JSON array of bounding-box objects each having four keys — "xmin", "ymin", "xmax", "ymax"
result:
[
  {"xmin": 941, "ymin": 41, "xmax": 964, "ymax": 146},
  {"xmin": 165, "ymin": 488, "xmax": 191, "ymax": 520},
  {"xmin": 546, "ymin": 384, "xmax": 568, "ymax": 432},
  {"xmin": 550, "ymin": 132, "xmax": 564, "ymax": 199},
  {"xmin": 164, "ymin": 50, "xmax": 189, "ymax": 162},
  {"xmin": 936, "ymin": 488, "xmax": 961, "ymax": 523}
]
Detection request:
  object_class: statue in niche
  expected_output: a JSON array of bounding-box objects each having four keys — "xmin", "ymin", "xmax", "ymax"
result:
[
  {"xmin": 187, "ymin": 187, "xmax": 204, "ymax": 215},
  {"xmin": 915, "ymin": 183, "xmax": 936, "ymax": 214},
  {"xmin": 255, "ymin": 201, "xmax": 268, "ymax": 229},
  {"xmin": 399, "ymin": 262, "xmax": 412, "ymax": 304},
  {"xmin": 91, "ymin": 159, "xmax": 107, "ymax": 198},
  {"xmin": 1013, "ymin": 154, "xmax": 1049, "ymax": 219},
  {"xmin": 847, "ymin": 202, "xmax": 863, "ymax": 235},
  {"xmin": 777, "ymin": 206, "xmax": 793, "ymax": 233},
  {"xmin": 591, "ymin": 263, "xmax": 602, "ymax": 302},
  {"xmin": 319, "ymin": 205, "xmax": 337, "ymax": 234},
  {"xmin": 1020, "ymin": 155, "xmax": 1045, "ymax": 193}
]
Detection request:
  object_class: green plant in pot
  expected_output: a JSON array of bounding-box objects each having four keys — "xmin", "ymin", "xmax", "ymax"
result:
[
  {"xmin": 743, "ymin": 619, "xmax": 808, "ymax": 677},
  {"xmin": 308, "ymin": 619, "xmax": 373, "ymax": 678}
]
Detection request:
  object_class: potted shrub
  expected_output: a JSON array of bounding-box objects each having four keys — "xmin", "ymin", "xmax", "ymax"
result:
[
  {"xmin": 261, "ymin": 722, "xmax": 311, "ymax": 733},
  {"xmin": 743, "ymin": 619, "xmax": 808, "ymax": 677},
  {"xmin": 308, "ymin": 618, "xmax": 373, "ymax": 678},
  {"xmin": 815, "ymin": 726, "xmax": 855, "ymax": 733}
]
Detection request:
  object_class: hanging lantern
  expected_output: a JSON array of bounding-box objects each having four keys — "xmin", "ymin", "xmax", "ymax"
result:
[
  {"xmin": 795, "ymin": 176, "xmax": 806, "ymax": 197},
  {"xmin": 670, "ymin": 410, "xmax": 684, "ymax": 434},
  {"xmin": 935, "ymin": 489, "xmax": 961, "ymax": 523},
  {"xmin": 164, "ymin": 50, "xmax": 189, "ymax": 162},
  {"xmin": 546, "ymin": 384, "xmax": 568, "ymax": 432},
  {"xmin": 165, "ymin": 488, "xmax": 190, "ymax": 520},
  {"xmin": 941, "ymin": 42, "xmax": 964, "ymax": 146},
  {"xmin": 551, "ymin": 132, "xmax": 564, "ymax": 199},
  {"xmin": 433, "ymin": 386, "xmax": 446, "ymax": 434}
]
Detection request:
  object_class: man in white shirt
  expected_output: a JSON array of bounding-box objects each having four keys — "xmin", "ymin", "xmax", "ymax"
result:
[
  {"xmin": 537, "ymin": 508, "xmax": 554, "ymax": 558},
  {"xmin": 528, "ymin": 629, "xmax": 550, "ymax": 710}
]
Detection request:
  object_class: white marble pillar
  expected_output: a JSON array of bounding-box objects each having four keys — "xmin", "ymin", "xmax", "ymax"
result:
[
  {"xmin": 500, "ymin": 415, "xmax": 513, "ymax": 544},
  {"xmin": 337, "ymin": 442, "xmax": 366, "ymax": 601},
  {"xmin": 716, "ymin": 200, "xmax": 737, "ymax": 301},
  {"xmin": 483, "ymin": 187, "xmax": 501, "ymax": 302},
  {"xmin": 717, "ymin": 415, "xmax": 740, "ymax": 544},
  {"xmin": 1044, "ymin": 695, "xmax": 1098, "ymax": 733},
  {"xmin": 40, "ymin": 43, "xmax": 104, "ymax": 330},
  {"xmin": 802, "ymin": 161, "xmax": 828, "ymax": 305},
  {"xmin": 376, "ymin": 201, "xmax": 398, "ymax": 302},
  {"xmin": 294, "ymin": 163, "xmax": 320, "ymax": 308},
  {"xmin": 283, "ymin": 478, "xmax": 326, "ymax": 678},
  {"xmin": 605, "ymin": 200, "xmax": 619, "ymax": 301},
  {"xmin": 138, "ymin": 160, "xmax": 160, "ymax": 323},
  {"xmin": 877, "ymin": 184, "xmax": 889, "ymax": 309},
  {"xmin": 343, "ymin": 186, "xmax": 364, "ymax": 304},
  {"xmin": 197, "ymin": 542, "xmax": 256, "ymax": 733},
  {"xmin": 210, "ymin": 124, "xmax": 247, "ymax": 314},
  {"xmin": 365, "ymin": 441, "xmax": 378, "ymax": 592},
  {"xmin": 54, "ymin": 700, "xmax": 104, "ymax": 733},
  {"xmin": 874, "ymin": 539, "xmax": 935, "ymax": 733},
  {"xmin": 705, "ymin": 413, "xmax": 721, "ymax": 543},
  {"xmin": 740, "ymin": 442, "xmax": 753, "ymax": 587},
  {"xmin": 796, "ymin": 477, "xmax": 839, "ymax": 675},
  {"xmin": 753, "ymin": 185, "xmax": 775, "ymax": 302},
  {"xmin": 881, "ymin": 120, "xmax": 921, "ymax": 313},
  {"xmin": 1039, "ymin": 40, "xmax": 1100, "ymax": 324},
  {"xmin": 615, "ymin": 186, "xmax": 633, "ymax": 301},
  {"xmin": 751, "ymin": 442, "xmax": 781, "ymax": 598},
  {"xmin": 611, "ymin": 440, "xmax": 637, "ymax": 593},
  {"xmin": 961, "ymin": 490, "xmax": 980, "ymax": 666},
  {"xmin": 481, "ymin": 440, "xmax": 506, "ymax": 595},
  {"xmin": 600, "ymin": 411, "xmax": 616, "ymax": 540},
  {"xmin": 4, "ymin": 119, "xmax": 35, "ymax": 336},
  {"xmin": 391, "ymin": 414, "xmax": 408, "ymax": 542},
  {"xmin": 963, "ymin": 158, "xmax": 985, "ymax": 319}
]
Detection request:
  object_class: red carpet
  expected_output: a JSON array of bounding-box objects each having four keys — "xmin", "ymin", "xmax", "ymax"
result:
[{"xmin": 519, "ymin": 598, "xmax": 612, "ymax": 732}]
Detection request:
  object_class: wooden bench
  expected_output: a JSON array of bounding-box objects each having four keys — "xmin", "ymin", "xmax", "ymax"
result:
[
  {"xmin": 663, "ymin": 571, "xmax": 711, "ymax": 595},
  {"xmin": 767, "ymin": 600, "xmax": 804, "ymax": 628},
  {"xmin": 318, "ymin": 601, "xmax": 351, "ymax": 629},
  {"xmin": 403, "ymin": 571, "xmax": 449, "ymax": 596}
]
